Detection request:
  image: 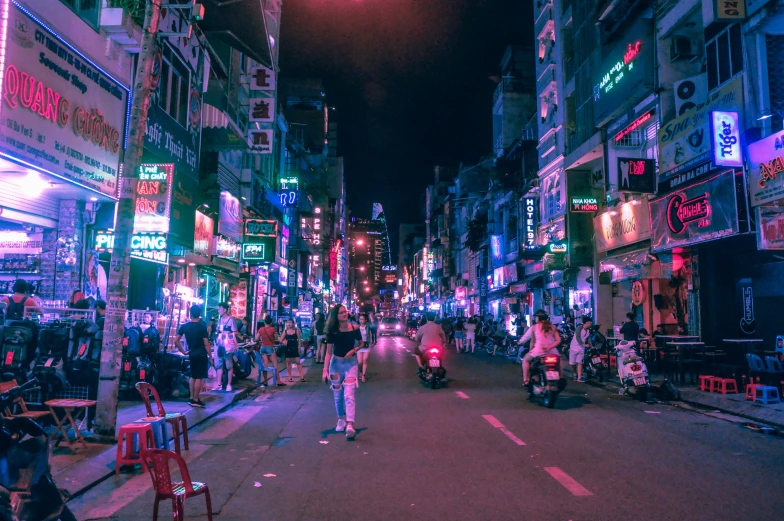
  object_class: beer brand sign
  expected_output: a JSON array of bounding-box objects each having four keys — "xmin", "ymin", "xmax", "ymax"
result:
[{"xmin": 0, "ymin": 3, "xmax": 129, "ymax": 197}]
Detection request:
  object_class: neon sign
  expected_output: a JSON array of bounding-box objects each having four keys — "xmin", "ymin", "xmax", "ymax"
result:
[
  {"xmin": 94, "ymin": 231, "xmax": 169, "ymax": 264},
  {"xmin": 548, "ymin": 241, "xmax": 568, "ymax": 254},
  {"xmin": 524, "ymin": 197, "xmax": 538, "ymax": 249},
  {"xmin": 245, "ymin": 219, "xmax": 277, "ymax": 237},
  {"xmin": 280, "ymin": 191, "xmax": 297, "ymax": 207},
  {"xmin": 596, "ymin": 41, "xmax": 643, "ymax": 99},
  {"xmin": 667, "ymin": 192, "xmax": 711, "ymax": 234},
  {"xmin": 615, "ymin": 111, "xmax": 653, "ymax": 142},
  {"xmin": 711, "ymin": 111, "xmax": 742, "ymax": 167},
  {"xmin": 134, "ymin": 164, "xmax": 173, "ymax": 233},
  {"xmin": 758, "ymin": 156, "xmax": 784, "ymax": 188},
  {"xmin": 570, "ymin": 197, "xmax": 599, "ymax": 212}
]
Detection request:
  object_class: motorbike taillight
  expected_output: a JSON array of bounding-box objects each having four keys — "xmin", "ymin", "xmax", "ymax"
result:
[
  {"xmin": 631, "ymin": 364, "xmax": 641, "ymax": 371},
  {"xmin": 544, "ymin": 356, "xmax": 558, "ymax": 364},
  {"xmin": 428, "ymin": 347, "xmax": 440, "ymax": 354}
]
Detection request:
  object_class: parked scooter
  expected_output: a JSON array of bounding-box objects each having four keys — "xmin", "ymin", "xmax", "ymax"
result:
[
  {"xmin": 0, "ymin": 378, "xmax": 77, "ymax": 521},
  {"xmin": 582, "ymin": 343, "xmax": 608, "ymax": 382},
  {"xmin": 483, "ymin": 333, "xmax": 518, "ymax": 357},
  {"xmin": 418, "ymin": 345, "xmax": 446, "ymax": 389},
  {"xmin": 558, "ymin": 322, "xmax": 574, "ymax": 358},
  {"xmin": 525, "ymin": 353, "xmax": 567, "ymax": 408},
  {"xmin": 615, "ymin": 340, "xmax": 655, "ymax": 402}
]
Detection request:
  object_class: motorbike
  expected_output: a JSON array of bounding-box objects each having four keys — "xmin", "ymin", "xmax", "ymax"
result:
[
  {"xmin": 0, "ymin": 378, "xmax": 77, "ymax": 521},
  {"xmin": 406, "ymin": 326, "xmax": 417, "ymax": 340},
  {"xmin": 589, "ymin": 325, "xmax": 608, "ymax": 353},
  {"xmin": 615, "ymin": 340, "xmax": 655, "ymax": 402},
  {"xmin": 525, "ymin": 353, "xmax": 567, "ymax": 408},
  {"xmin": 483, "ymin": 332, "xmax": 518, "ymax": 357},
  {"xmin": 557, "ymin": 322, "xmax": 575, "ymax": 357},
  {"xmin": 229, "ymin": 340, "xmax": 257, "ymax": 383},
  {"xmin": 418, "ymin": 345, "xmax": 446, "ymax": 389},
  {"xmin": 581, "ymin": 344, "xmax": 608, "ymax": 382}
]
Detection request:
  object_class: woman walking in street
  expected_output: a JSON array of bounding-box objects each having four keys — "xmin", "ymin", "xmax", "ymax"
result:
[
  {"xmin": 256, "ymin": 316, "xmax": 285, "ymax": 387},
  {"xmin": 323, "ymin": 304, "xmax": 364, "ymax": 440},
  {"xmin": 279, "ymin": 319, "xmax": 305, "ymax": 382},
  {"xmin": 454, "ymin": 317, "xmax": 465, "ymax": 353},
  {"xmin": 357, "ymin": 313, "xmax": 372, "ymax": 382},
  {"xmin": 465, "ymin": 317, "xmax": 477, "ymax": 353}
]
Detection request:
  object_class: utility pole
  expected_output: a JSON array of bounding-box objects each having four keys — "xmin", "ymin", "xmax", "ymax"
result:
[{"xmin": 94, "ymin": 0, "xmax": 162, "ymax": 439}]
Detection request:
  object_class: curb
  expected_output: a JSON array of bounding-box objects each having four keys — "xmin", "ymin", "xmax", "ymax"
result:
[
  {"xmin": 675, "ymin": 397, "xmax": 784, "ymax": 430},
  {"xmin": 65, "ymin": 384, "xmax": 253, "ymax": 500}
]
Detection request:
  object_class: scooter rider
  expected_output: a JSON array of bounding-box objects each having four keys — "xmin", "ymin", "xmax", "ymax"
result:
[
  {"xmin": 522, "ymin": 310, "xmax": 561, "ymax": 386},
  {"xmin": 414, "ymin": 312, "xmax": 447, "ymax": 371}
]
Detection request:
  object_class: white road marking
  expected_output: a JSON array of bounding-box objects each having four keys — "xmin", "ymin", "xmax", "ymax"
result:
[
  {"xmin": 482, "ymin": 414, "xmax": 525, "ymax": 445},
  {"xmin": 543, "ymin": 467, "xmax": 593, "ymax": 496},
  {"xmin": 455, "ymin": 391, "xmax": 470, "ymax": 399}
]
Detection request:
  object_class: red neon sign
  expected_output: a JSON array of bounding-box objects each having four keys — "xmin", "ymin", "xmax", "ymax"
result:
[
  {"xmin": 615, "ymin": 111, "xmax": 653, "ymax": 142},
  {"xmin": 667, "ymin": 192, "xmax": 711, "ymax": 234},
  {"xmin": 628, "ymin": 159, "xmax": 647, "ymax": 176},
  {"xmin": 758, "ymin": 155, "xmax": 784, "ymax": 188},
  {"xmin": 624, "ymin": 41, "xmax": 642, "ymax": 65},
  {"xmin": 3, "ymin": 63, "xmax": 120, "ymax": 154}
]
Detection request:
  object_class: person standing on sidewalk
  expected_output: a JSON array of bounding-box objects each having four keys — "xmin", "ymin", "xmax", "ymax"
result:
[
  {"xmin": 314, "ymin": 312, "xmax": 327, "ymax": 364},
  {"xmin": 175, "ymin": 305, "xmax": 210, "ymax": 408},
  {"xmin": 569, "ymin": 316, "xmax": 593, "ymax": 382},
  {"xmin": 213, "ymin": 302, "xmax": 239, "ymax": 392},
  {"xmin": 280, "ymin": 319, "xmax": 305, "ymax": 383},
  {"xmin": 255, "ymin": 316, "xmax": 285, "ymax": 387},
  {"xmin": 453, "ymin": 317, "xmax": 465, "ymax": 353},
  {"xmin": 465, "ymin": 317, "xmax": 477, "ymax": 353},
  {"xmin": 323, "ymin": 304, "xmax": 363, "ymax": 440}
]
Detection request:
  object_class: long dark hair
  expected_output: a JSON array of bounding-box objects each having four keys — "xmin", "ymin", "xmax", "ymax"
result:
[
  {"xmin": 326, "ymin": 305, "xmax": 346, "ymax": 334},
  {"xmin": 535, "ymin": 310, "xmax": 554, "ymax": 334}
]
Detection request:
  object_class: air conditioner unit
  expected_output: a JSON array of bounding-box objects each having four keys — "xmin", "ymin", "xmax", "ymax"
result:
[{"xmin": 670, "ymin": 36, "xmax": 699, "ymax": 62}]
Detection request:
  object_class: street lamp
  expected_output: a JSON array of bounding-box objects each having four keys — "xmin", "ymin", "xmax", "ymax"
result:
[{"xmin": 357, "ymin": 239, "xmax": 364, "ymax": 246}]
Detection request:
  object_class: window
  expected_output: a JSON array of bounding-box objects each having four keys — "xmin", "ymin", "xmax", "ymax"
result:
[
  {"xmin": 59, "ymin": 0, "xmax": 100, "ymax": 29},
  {"xmin": 706, "ymin": 24, "xmax": 743, "ymax": 91},
  {"xmin": 159, "ymin": 45, "xmax": 191, "ymax": 127}
]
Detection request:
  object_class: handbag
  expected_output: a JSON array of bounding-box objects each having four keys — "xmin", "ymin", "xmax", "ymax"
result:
[{"xmin": 275, "ymin": 344, "xmax": 284, "ymax": 357}]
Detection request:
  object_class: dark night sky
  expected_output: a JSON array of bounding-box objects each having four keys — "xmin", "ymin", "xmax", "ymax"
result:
[{"xmin": 280, "ymin": 0, "xmax": 532, "ymax": 245}]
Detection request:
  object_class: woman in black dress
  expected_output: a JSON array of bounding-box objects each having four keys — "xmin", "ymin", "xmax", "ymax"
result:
[{"xmin": 279, "ymin": 319, "xmax": 305, "ymax": 382}]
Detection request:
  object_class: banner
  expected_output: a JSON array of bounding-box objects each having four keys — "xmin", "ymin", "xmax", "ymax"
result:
[
  {"xmin": 0, "ymin": 4, "xmax": 129, "ymax": 197},
  {"xmin": 194, "ymin": 211, "xmax": 214, "ymax": 256},
  {"xmin": 747, "ymin": 128, "xmax": 784, "ymax": 207},
  {"xmin": 218, "ymin": 191, "xmax": 242, "ymax": 241},
  {"xmin": 658, "ymin": 77, "xmax": 743, "ymax": 182},
  {"xmin": 649, "ymin": 170, "xmax": 739, "ymax": 252},
  {"xmin": 617, "ymin": 158, "xmax": 656, "ymax": 193},
  {"xmin": 134, "ymin": 164, "xmax": 173, "ymax": 233},
  {"xmin": 756, "ymin": 206, "xmax": 784, "ymax": 250},
  {"xmin": 594, "ymin": 200, "xmax": 651, "ymax": 253}
]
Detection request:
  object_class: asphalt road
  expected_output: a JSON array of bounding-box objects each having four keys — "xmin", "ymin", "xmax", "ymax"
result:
[{"xmin": 72, "ymin": 334, "xmax": 784, "ymax": 521}]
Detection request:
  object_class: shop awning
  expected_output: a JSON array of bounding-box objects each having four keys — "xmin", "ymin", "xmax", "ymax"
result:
[
  {"xmin": 600, "ymin": 248, "xmax": 650, "ymax": 283},
  {"xmin": 200, "ymin": 0, "xmax": 273, "ymax": 67}
]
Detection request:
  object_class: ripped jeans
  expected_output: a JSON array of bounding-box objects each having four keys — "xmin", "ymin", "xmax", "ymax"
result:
[{"xmin": 328, "ymin": 356, "xmax": 359, "ymax": 423}]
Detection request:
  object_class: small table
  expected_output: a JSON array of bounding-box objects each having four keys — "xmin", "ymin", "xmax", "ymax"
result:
[
  {"xmin": 46, "ymin": 399, "xmax": 97, "ymax": 451},
  {"xmin": 666, "ymin": 342, "xmax": 705, "ymax": 383}
]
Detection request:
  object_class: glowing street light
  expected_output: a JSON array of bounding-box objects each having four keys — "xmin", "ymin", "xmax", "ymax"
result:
[{"xmin": 357, "ymin": 240, "xmax": 364, "ymax": 246}]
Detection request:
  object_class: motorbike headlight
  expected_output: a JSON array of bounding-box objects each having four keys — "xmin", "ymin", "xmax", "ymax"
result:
[{"xmin": 395, "ymin": 325, "xmax": 400, "ymax": 330}]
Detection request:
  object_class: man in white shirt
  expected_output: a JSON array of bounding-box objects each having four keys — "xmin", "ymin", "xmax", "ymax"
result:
[{"xmin": 569, "ymin": 316, "xmax": 593, "ymax": 382}]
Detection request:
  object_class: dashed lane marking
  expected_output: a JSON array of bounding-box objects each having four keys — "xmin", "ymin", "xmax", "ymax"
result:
[
  {"xmin": 482, "ymin": 414, "xmax": 525, "ymax": 446},
  {"xmin": 455, "ymin": 391, "xmax": 470, "ymax": 399},
  {"xmin": 544, "ymin": 467, "xmax": 593, "ymax": 496}
]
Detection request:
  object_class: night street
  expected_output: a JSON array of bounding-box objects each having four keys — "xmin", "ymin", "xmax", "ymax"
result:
[{"xmin": 72, "ymin": 335, "xmax": 784, "ymax": 521}]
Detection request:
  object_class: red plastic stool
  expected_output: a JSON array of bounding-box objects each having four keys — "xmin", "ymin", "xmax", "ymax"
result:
[
  {"xmin": 116, "ymin": 422, "xmax": 154, "ymax": 474},
  {"xmin": 712, "ymin": 378, "xmax": 738, "ymax": 395},
  {"xmin": 698, "ymin": 375, "xmax": 714, "ymax": 392},
  {"xmin": 746, "ymin": 383, "xmax": 764, "ymax": 401}
]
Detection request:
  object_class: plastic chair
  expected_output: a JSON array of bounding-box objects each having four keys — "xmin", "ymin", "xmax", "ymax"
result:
[
  {"xmin": 753, "ymin": 386, "xmax": 781, "ymax": 405},
  {"xmin": 764, "ymin": 356, "xmax": 784, "ymax": 375},
  {"xmin": 116, "ymin": 423, "xmax": 154, "ymax": 474},
  {"xmin": 746, "ymin": 354, "xmax": 767, "ymax": 373},
  {"xmin": 142, "ymin": 448, "xmax": 213, "ymax": 521},
  {"xmin": 136, "ymin": 383, "xmax": 189, "ymax": 453}
]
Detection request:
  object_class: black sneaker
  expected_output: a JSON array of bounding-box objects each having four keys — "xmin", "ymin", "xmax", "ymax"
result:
[
  {"xmin": 188, "ymin": 399, "xmax": 198, "ymax": 408},
  {"xmin": 196, "ymin": 400, "xmax": 207, "ymax": 408}
]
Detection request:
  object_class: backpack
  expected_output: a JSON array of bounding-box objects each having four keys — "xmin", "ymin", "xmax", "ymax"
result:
[
  {"xmin": 123, "ymin": 326, "xmax": 142, "ymax": 356},
  {"xmin": 141, "ymin": 325, "xmax": 161, "ymax": 355},
  {"xmin": 5, "ymin": 297, "xmax": 28, "ymax": 321},
  {"xmin": 1, "ymin": 318, "xmax": 38, "ymax": 368}
]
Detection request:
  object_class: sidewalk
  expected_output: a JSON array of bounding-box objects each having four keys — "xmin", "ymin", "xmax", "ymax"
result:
[
  {"xmin": 678, "ymin": 386, "xmax": 784, "ymax": 428},
  {"xmin": 53, "ymin": 357, "xmax": 313, "ymax": 499}
]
